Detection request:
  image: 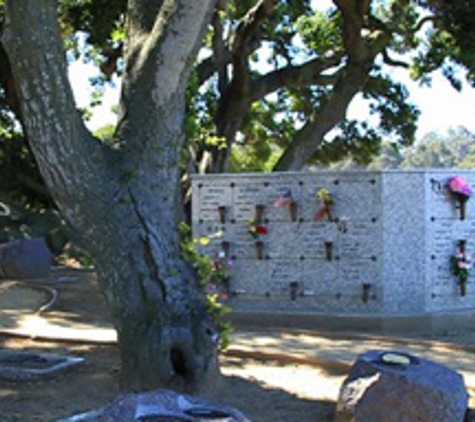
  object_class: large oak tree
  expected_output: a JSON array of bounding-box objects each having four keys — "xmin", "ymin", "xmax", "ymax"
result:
[{"xmin": 3, "ymin": 0, "xmax": 475, "ymax": 393}]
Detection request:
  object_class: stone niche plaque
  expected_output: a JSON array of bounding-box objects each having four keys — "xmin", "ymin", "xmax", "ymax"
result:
[{"xmin": 192, "ymin": 170, "xmax": 475, "ymax": 318}]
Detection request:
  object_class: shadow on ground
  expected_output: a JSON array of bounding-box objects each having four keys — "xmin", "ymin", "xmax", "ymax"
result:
[{"xmin": 0, "ymin": 335, "xmax": 335, "ymax": 422}]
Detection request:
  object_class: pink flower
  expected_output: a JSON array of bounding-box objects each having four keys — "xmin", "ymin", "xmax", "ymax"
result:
[
  {"xmin": 449, "ymin": 176, "xmax": 472, "ymax": 197},
  {"xmin": 274, "ymin": 196, "xmax": 293, "ymax": 208},
  {"xmin": 274, "ymin": 189, "xmax": 293, "ymax": 208}
]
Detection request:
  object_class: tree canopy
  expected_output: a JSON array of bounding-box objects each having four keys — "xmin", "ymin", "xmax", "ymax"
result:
[
  {"xmin": 59, "ymin": 0, "xmax": 475, "ymax": 171},
  {"xmin": 2, "ymin": 0, "xmax": 474, "ymax": 180},
  {"xmin": 2, "ymin": 1, "xmax": 475, "ymax": 215}
]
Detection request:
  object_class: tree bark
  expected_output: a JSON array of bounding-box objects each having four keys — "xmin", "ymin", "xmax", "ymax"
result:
[
  {"xmin": 89, "ymin": 176, "xmax": 220, "ymax": 392},
  {"xmin": 3, "ymin": 0, "xmax": 218, "ymax": 393}
]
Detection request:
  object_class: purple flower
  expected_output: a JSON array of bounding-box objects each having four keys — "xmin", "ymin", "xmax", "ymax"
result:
[{"xmin": 206, "ymin": 284, "xmax": 218, "ymax": 294}]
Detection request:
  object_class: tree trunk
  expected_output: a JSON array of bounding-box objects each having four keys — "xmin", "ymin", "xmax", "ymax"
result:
[
  {"xmin": 91, "ymin": 202, "xmax": 220, "ymax": 392},
  {"xmin": 84, "ymin": 101, "xmax": 221, "ymax": 391},
  {"xmin": 3, "ymin": 0, "xmax": 218, "ymax": 393}
]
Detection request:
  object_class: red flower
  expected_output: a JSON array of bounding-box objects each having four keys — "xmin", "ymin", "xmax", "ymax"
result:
[{"xmin": 255, "ymin": 225, "xmax": 268, "ymax": 235}]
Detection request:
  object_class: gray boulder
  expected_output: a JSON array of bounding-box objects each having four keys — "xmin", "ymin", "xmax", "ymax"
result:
[
  {"xmin": 61, "ymin": 389, "xmax": 250, "ymax": 422},
  {"xmin": 335, "ymin": 350, "xmax": 468, "ymax": 422},
  {"xmin": 0, "ymin": 237, "xmax": 52, "ymax": 279}
]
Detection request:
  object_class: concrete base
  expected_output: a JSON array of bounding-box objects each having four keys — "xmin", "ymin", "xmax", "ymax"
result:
[{"xmin": 229, "ymin": 310, "xmax": 475, "ymax": 336}]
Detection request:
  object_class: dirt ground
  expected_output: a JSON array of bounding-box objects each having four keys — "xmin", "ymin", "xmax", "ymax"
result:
[
  {"xmin": 0, "ymin": 271, "xmax": 336, "ymax": 422},
  {"xmin": 0, "ymin": 269, "xmax": 474, "ymax": 421}
]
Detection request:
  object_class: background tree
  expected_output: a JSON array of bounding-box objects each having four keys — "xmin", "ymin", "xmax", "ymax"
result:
[
  {"xmin": 3, "ymin": 0, "xmax": 217, "ymax": 393},
  {"xmin": 367, "ymin": 142, "xmax": 405, "ymax": 169},
  {"xmin": 192, "ymin": 0, "xmax": 416, "ymax": 171},
  {"xmin": 363, "ymin": 126, "xmax": 475, "ymax": 169},
  {"xmin": 401, "ymin": 126, "xmax": 475, "ymax": 168},
  {"xmin": 416, "ymin": 0, "xmax": 475, "ymax": 87},
  {"xmin": 187, "ymin": 0, "xmax": 475, "ymax": 172}
]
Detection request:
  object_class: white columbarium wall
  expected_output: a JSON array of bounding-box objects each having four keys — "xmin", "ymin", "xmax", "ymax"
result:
[{"xmin": 192, "ymin": 170, "xmax": 475, "ymax": 317}]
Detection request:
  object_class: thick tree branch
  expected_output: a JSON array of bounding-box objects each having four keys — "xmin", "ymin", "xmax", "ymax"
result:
[
  {"xmin": 3, "ymin": 0, "xmax": 103, "ymax": 212},
  {"xmin": 250, "ymin": 54, "xmax": 343, "ymax": 102},
  {"xmin": 334, "ymin": 1, "xmax": 368, "ymax": 62},
  {"xmin": 333, "ymin": 0, "xmax": 371, "ymax": 21},
  {"xmin": 212, "ymin": 0, "xmax": 228, "ymax": 96},
  {"xmin": 126, "ymin": 0, "xmax": 164, "ymax": 34},
  {"xmin": 274, "ymin": 64, "xmax": 368, "ymax": 171},
  {"xmin": 233, "ymin": 0, "xmax": 277, "ymax": 53},
  {"xmin": 382, "ymin": 48, "xmax": 409, "ymax": 68},
  {"xmin": 16, "ymin": 172, "xmax": 51, "ymax": 200},
  {"xmin": 231, "ymin": 0, "xmax": 277, "ymax": 78},
  {"xmin": 117, "ymin": 0, "xmax": 215, "ymax": 147},
  {"xmin": 196, "ymin": 53, "xmax": 229, "ymax": 85},
  {"xmin": 0, "ymin": 44, "xmax": 21, "ymax": 118},
  {"xmin": 195, "ymin": 39, "xmax": 261, "ymax": 86},
  {"xmin": 207, "ymin": 0, "xmax": 278, "ymax": 172}
]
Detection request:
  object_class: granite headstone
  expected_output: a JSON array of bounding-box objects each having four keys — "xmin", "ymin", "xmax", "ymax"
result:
[
  {"xmin": 335, "ymin": 350, "xmax": 468, "ymax": 422},
  {"xmin": 61, "ymin": 389, "xmax": 249, "ymax": 422}
]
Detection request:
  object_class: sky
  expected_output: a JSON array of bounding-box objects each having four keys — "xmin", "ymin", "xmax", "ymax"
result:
[
  {"xmin": 348, "ymin": 71, "xmax": 475, "ymax": 138},
  {"xmin": 68, "ymin": 61, "xmax": 120, "ymax": 131},
  {"xmin": 389, "ymin": 71, "xmax": 475, "ymax": 137}
]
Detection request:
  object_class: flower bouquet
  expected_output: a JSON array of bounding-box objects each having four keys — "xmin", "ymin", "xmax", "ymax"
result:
[
  {"xmin": 209, "ymin": 251, "xmax": 235, "ymax": 302},
  {"xmin": 450, "ymin": 240, "xmax": 471, "ymax": 296},
  {"xmin": 448, "ymin": 176, "xmax": 472, "ymax": 220},
  {"xmin": 248, "ymin": 220, "xmax": 268, "ymax": 259},
  {"xmin": 274, "ymin": 188, "xmax": 298, "ymax": 222},
  {"xmin": 315, "ymin": 188, "xmax": 334, "ymax": 221}
]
